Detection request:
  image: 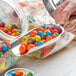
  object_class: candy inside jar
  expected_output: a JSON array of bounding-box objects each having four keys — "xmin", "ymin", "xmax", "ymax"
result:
[
  {"xmin": 0, "ymin": 0, "xmax": 28, "ymax": 39},
  {"xmin": 0, "ymin": 37, "xmax": 11, "ymax": 58},
  {"xmin": 0, "ymin": 21, "xmax": 22, "ymax": 36}
]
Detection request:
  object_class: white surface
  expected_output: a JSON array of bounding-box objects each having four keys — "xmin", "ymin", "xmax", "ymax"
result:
[{"xmin": 14, "ymin": 41, "xmax": 76, "ymax": 76}]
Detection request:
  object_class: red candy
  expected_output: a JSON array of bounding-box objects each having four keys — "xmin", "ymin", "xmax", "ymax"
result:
[
  {"xmin": 0, "ymin": 44, "xmax": 2, "ymax": 51},
  {"xmin": 7, "ymin": 31, "xmax": 12, "ymax": 35},
  {"xmin": 30, "ymin": 30, "xmax": 37, "ymax": 37},
  {"xmin": 0, "ymin": 22, "xmax": 5, "ymax": 27},
  {"xmin": 4, "ymin": 41, "xmax": 11, "ymax": 48}
]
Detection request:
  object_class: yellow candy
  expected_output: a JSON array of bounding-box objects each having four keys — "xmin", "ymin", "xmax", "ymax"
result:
[
  {"xmin": 44, "ymin": 30, "xmax": 50, "ymax": 33},
  {"xmin": 25, "ymin": 35, "xmax": 30, "ymax": 39},
  {"xmin": 0, "ymin": 62, "xmax": 6, "ymax": 70},
  {"xmin": 29, "ymin": 24, "xmax": 35, "ymax": 30},
  {"xmin": 34, "ymin": 35, "xmax": 41, "ymax": 41},
  {"xmin": 6, "ymin": 24, "xmax": 12, "ymax": 30},
  {"xmin": 11, "ymin": 33, "xmax": 15, "ymax": 36},
  {"xmin": 0, "ymin": 41, "xmax": 2, "ymax": 44},
  {"xmin": 22, "ymin": 37, "xmax": 27, "ymax": 43}
]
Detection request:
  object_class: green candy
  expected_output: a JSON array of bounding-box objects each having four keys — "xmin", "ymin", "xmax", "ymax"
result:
[
  {"xmin": 8, "ymin": 48, "xmax": 12, "ymax": 55},
  {"xmin": 16, "ymin": 29, "xmax": 22, "ymax": 34},
  {"xmin": 27, "ymin": 72, "xmax": 33, "ymax": 76},
  {"xmin": 0, "ymin": 52, "xmax": 3, "ymax": 57},
  {"xmin": 53, "ymin": 33, "xmax": 59, "ymax": 36}
]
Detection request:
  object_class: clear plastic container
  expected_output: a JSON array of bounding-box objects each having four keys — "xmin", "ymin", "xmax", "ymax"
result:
[{"xmin": 0, "ymin": 0, "xmax": 28, "ymax": 42}]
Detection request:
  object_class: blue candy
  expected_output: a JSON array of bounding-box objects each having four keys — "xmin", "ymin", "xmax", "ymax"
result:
[
  {"xmin": 38, "ymin": 41, "xmax": 44, "ymax": 46},
  {"xmin": 37, "ymin": 31, "xmax": 43, "ymax": 36},
  {"xmin": 46, "ymin": 31, "xmax": 52, "ymax": 36},
  {"xmin": 8, "ymin": 72, "xmax": 15, "ymax": 76},
  {"xmin": 2, "ymin": 44, "xmax": 8, "ymax": 51}
]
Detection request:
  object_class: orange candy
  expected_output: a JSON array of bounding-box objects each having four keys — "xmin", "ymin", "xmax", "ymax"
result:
[
  {"xmin": 19, "ymin": 43, "xmax": 27, "ymax": 54},
  {"xmin": 46, "ymin": 36, "xmax": 52, "ymax": 41},
  {"xmin": 15, "ymin": 70, "xmax": 23, "ymax": 76},
  {"xmin": 12, "ymin": 28, "xmax": 17, "ymax": 33},
  {"xmin": 19, "ymin": 2, "xmax": 28, "ymax": 7},
  {"xmin": 52, "ymin": 35, "xmax": 57, "ymax": 39},
  {"xmin": 41, "ymin": 39, "xmax": 46, "ymax": 43},
  {"xmin": 14, "ymin": 32, "xmax": 20, "ymax": 36},
  {"xmin": 36, "ymin": 27, "xmax": 44, "ymax": 32},
  {"xmin": 30, "ymin": 30, "xmax": 37, "ymax": 37},
  {"xmin": 27, "ymin": 44, "xmax": 35, "ymax": 51}
]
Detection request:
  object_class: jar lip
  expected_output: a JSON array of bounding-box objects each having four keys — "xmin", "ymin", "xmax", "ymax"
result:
[{"xmin": 0, "ymin": 0, "xmax": 28, "ymax": 41}]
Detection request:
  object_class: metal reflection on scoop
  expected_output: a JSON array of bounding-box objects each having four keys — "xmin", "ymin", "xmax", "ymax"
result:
[{"xmin": 43, "ymin": 0, "xmax": 63, "ymax": 18}]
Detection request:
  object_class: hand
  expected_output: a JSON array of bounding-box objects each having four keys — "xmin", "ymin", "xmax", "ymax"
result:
[
  {"xmin": 55, "ymin": 0, "xmax": 76, "ymax": 25},
  {"xmin": 65, "ymin": 18, "xmax": 76, "ymax": 35}
]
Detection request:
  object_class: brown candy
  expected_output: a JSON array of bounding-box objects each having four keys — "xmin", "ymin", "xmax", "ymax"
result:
[
  {"xmin": 41, "ymin": 33, "xmax": 46, "ymax": 39},
  {"xmin": 12, "ymin": 24, "xmax": 17, "ymax": 29},
  {"xmin": 34, "ymin": 42, "xmax": 38, "ymax": 46},
  {"xmin": 28, "ymin": 37, "xmax": 35, "ymax": 44}
]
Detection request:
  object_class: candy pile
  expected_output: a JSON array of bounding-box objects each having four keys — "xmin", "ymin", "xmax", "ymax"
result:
[
  {"xmin": 0, "ymin": 37, "xmax": 20, "ymax": 72},
  {"xmin": 19, "ymin": 25, "xmax": 61, "ymax": 55},
  {"xmin": 0, "ymin": 21, "xmax": 22, "ymax": 36},
  {"xmin": 7, "ymin": 70, "xmax": 33, "ymax": 76},
  {"xmin": 0, "ymin": 38, "xmax": 11, "ymax": 58}
]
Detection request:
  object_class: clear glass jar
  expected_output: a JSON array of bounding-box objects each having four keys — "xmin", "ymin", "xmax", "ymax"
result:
[
  {"xmin": 0, "ymin": 0, "xmax": 28, "ymax": 42},
  {"xmin": 0, "ymin": 0, "xmax": 28, "ymax": 75}
]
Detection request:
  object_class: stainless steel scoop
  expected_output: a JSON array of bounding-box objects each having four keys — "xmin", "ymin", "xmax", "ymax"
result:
[{"xmin": 43, "ymin": 0, "xmax": 64, "ymax": 18}]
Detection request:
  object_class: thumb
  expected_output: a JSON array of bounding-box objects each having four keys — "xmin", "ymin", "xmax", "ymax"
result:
[{"xmin": 60, "ymin": 4, "xmax": 76, "ymax": 24}]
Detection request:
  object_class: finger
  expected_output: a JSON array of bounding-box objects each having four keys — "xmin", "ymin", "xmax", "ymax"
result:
[
  {"xmin": 60, "ymin": 4, "xmax": 76, "ymax": 24},
  {"xmin": 72, "ymin": 11, "xmax": 76, "ymax": 15},
  {"xmin": 55, "ymin": 1, "xmax": 69, "ymax": 24},
  {"xmin": 70, "ymin": 15, "xmax": 76, "ymax": 21},
  {"xmin": 65, "ymin": 20, "xmax": 76, "ymax": 32},
  {"xmin": 71, "ymin": 31, "xmax": 76, "ymax": 35}
]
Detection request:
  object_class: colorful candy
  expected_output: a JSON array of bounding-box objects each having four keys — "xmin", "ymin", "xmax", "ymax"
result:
[
  {"xmin": 27, "ymin": 44, "xmax": 35, "ymax": 51},
  {"xmin": 46, "ymin": 36, "xmax": 52, "ymax": 41},
  {"xmin": 2, "ymin": 44, "xmax": 8, "ymax": 51},
  {"xmin": 7, "ymin": 70, "xmax": 34, "ymax": 76},
  {"xmin": 46, "ymin": 31, "xmax": 52, "ymax": 36},
  {"xmin": 38, "ymin": 41, "xmax": 44, "ymax": 46},
  {"xmin": 28, "ymin": 37, "xmax": 35, "ymax": 44},
  {"xmin": 41, "ymin": 33, "xmax": 46, "ymax": 39},
  {"xmin": 0, "ymin": 21, "xmax": 22, "ymax": 36},
  {"xmin": 8, "ymin": 72, "xmax": 15, "ymax": 76},
  {"xmin": 30, "ymin": 30, "xmax": 37, "ymax": 37},
  {"xmin": 19, "ymin": 43, "xmax": 27, "ymax": 55},
  {"xmin": 19, "ymin": 25, "xmax": 61, "ymax": 55},
  {"xmin": 34, "ymin": 35, "xmax": 41, "ymax": 41},
  {"xmin": 15, "ymin": 70, "xmax": 23, "ymax": 76},
  {"xmin": 37, "ymin": 31, "xmax": 43, "ymax": 36}
]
